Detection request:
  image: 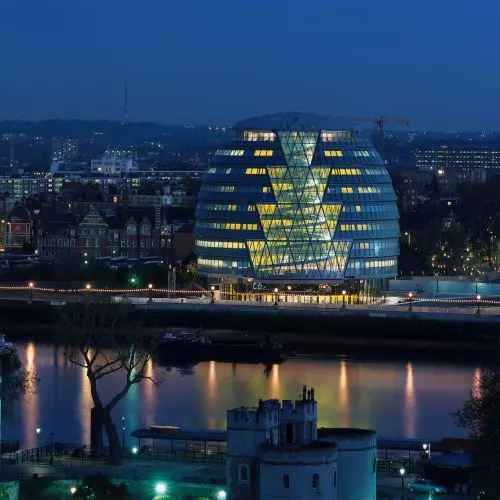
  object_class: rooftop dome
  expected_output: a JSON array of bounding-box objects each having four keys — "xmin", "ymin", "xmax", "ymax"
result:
[{"xmin": 234, "ymin": 112, "xmax": 357, "ymax": 132}]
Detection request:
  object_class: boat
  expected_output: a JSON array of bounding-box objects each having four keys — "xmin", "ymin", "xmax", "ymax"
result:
[{"xmin": 152, "ymin": 330, "xmax": 285, "ymax": 365}]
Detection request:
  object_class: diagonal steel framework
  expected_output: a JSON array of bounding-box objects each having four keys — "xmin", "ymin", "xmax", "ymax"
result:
[{"xmin": 247, "ymin": 131, "xmax": 352, "ymax": 280}]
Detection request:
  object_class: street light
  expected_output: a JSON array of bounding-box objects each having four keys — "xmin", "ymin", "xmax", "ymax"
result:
[
  {"xmin": 423, "ymin": 442, "xmax": 431, "ymax": 459},
  {"xmin": 476, "ymin": 294, "xmax": 481, "ymax": 315},
  {"xmin": 341, "ymin": 289, "xmax": 347, "ymax": 309},
  {"xmin": 28, "ymin": 282, "xmax": 34, "ymax": 304},
  {"xmin": 36, "ymin": 427, "xmax": 41, "ymax": 461},
  {"xmin": 408, "ymin": 292, "xmax": 413, "ymax": 312},
  {"xmin": 274, "ymin": 287, "xmax": 279, "ymax": 306},
  {"xmin": 148, "ymin": 283, "xmax": 153, "ymax": 303},
  {"xmin": 70, "ymin": 486, "xmax": 77, "ymax": 495},
  {"xmin": 210, "ymin": 285, "xmax": 215, "ymax": 304},
  {"xmin": 399, "ymin": 467, "xmax": 405, "ymax": 496},
  {"xmin": 216, "ymin": 491, "xmax": 227, "ymax": 500},
  {"xmin": 85, "ymin": 283, "xmax": 91, "ymax": 290},
  {"xmin": 155, "ymin": 482, "xmax": 167, "ymax": 495},
  {"xmin": 132, "ymin": 446, "xmax": 138, "ymax": 455}
]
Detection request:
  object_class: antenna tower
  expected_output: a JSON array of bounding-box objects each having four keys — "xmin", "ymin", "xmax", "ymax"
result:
[{"xmin": 122, "ymin": 81, "xmax": 129, "ymax": 124}]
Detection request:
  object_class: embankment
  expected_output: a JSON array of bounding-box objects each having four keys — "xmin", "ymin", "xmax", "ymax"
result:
[{"xmin": 2, "ymin": 300, "xmax": 499, "ymax": 361}]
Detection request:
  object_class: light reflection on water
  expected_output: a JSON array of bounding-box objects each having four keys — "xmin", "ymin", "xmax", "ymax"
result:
[{"xmin": 5, "ymin": 343, "xmax": 478, "ymax": 447}]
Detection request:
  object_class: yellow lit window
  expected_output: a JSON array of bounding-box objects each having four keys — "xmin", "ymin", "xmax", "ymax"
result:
[
  {"xmin": 324, "ymin": 150, "xmax": 344, "ymax": 157},
  {"xmin": 245, "ymin": 168, "xmax": 267, "ymax": 175},
  {"xmin": 263, "ymin": 186, "xmax": 270, "ymax": 193},
  {"xmin": 359, "ymin": 242, "xmax": 370, "ymax": 250},
  {"xmin": 244, "ymin": 131, "xmax": 276, "ymax": 141},
  {"xmin": 341, "ymin": 187, "xmax": 353, "ymax": 194},
  {"xmin": 355, "ymin": 205, "xmax": 362, "ymax": 212},
  {"xmin": 254, "ymin": 150, "xmax": 273, "ymax": 157}
]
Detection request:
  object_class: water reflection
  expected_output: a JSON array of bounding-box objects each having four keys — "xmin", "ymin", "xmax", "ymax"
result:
[
  {"xmin": 404, "ymin": 362, "xmax": 416, "ymax": 438},
  {"xmin": 269, "ymin": 364, "xmax": 281, "ymax": 400},
  {"xmin": 79, "ymin": 359, "xmax": 92, "ymax": 445},
  {"xmin": 339, "ymin": 359, "xmax": 349, "ymax": 427},
  {"xmin": 22, "ymin": 342, "xmax": 38, "ymax": 449},
  {"xmin": 5, "ymin": 343, "xmax": 483, "ymax": 445},
  {"xmin": 472, "ymin": 367, "xmax": 481, "ymax": 399}
]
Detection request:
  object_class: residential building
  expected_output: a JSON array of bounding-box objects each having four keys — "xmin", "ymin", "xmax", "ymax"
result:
[{"xmin": 91, "ymin": 152, "xmax": 138, "ymax": 175}]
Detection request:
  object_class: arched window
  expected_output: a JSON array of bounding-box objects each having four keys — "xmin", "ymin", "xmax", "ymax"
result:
[
  {"xmin": 312, "ymin": 473, "xmax": 319, "ymax": 489},
  {"xmin": 333, "ymin": 470, "xmax": 337, "ymax": 488},
  {"xmin": 283, "ymin": 473, "xmax": 290, "ymax": 489},
  {"xmin": 239, "ymin": 464, "xmax": 249, "ymax": 484}
]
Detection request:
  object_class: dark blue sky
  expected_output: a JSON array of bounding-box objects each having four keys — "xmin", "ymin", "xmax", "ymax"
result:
[{"xmin": 0, "ymin": 0, "xmax": 495, "ymax": 130}]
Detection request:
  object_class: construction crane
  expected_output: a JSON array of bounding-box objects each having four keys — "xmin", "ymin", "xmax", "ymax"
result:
[{"xmin": 332, "ymin": 114, "xmax": 411, "ymax": 158}]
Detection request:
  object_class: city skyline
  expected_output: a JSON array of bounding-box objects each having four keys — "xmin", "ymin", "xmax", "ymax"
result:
[{"xmin": 0, "ymin": 0, "xmax": 498, "ymax": 130}]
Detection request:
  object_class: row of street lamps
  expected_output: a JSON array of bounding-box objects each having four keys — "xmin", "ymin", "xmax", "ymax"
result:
[{"xmin": 407, "ymin": 292, "xmax": 482, "ymax": 313}]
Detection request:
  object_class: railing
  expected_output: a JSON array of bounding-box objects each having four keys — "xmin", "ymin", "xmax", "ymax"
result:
[{"xmin": 8, "ymin": 444, "xmax": 227, "ymax": 466}]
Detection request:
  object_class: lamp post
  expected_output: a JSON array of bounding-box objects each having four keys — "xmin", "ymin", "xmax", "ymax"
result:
[
  {"xmin": 148, "ymin": 283, "xmax": 153, "ymax": 304},
  {"xmin": 70, "ymin": 486, "xmax": 77, "ymax": 495},
  {"xmin": 28, "ymin": 281, "xmax": 34, "ymax": 305},
  {"xmin": 422, "ymin": 442, "xmax": 431, "ymax": 459},
  {"xmin": 341, "ymin": 290, "xmax": 347, "ymax": 309},
  {"xmin": 121, "ymin": 417, "xmax": 125, "ymax": 449},
  {"xmin": 408, "ymin": 292, "xmax": 413, "ymax": 313},
  {"xmin": 49, "ymin": 432, "xmax": 54, "ymax": 465},
  {"xmin": 274, "ymin": 287, "xmax": 279, "ymax": 306},
  {"xmin": 84, "ymin": 283, "xmax": 91, "ymax": 304},
  {"xmin": 399, "ymin": 467, "xmax": 405, "ymax": 497},
  {"xmin": 476, "ymin": 294, "xmax": 481, "ymax": 315},
  {"xmin": 36, "ymin": 427, "xmax": 41, "ymax": 461},
  {"xmin": 210, "ymin": 285, "xmax": 215, "ymax": 304}
]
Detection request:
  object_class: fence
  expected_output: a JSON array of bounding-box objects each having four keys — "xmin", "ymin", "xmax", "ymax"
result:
[{"xmin": 8, "ymin": 443, "xmax": 227, "ymax": 466}]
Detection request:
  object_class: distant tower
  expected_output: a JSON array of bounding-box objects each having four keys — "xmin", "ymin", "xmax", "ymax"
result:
[{"xmin": 121, "ymin": 81, "xmax": 129, "ymax": 124}]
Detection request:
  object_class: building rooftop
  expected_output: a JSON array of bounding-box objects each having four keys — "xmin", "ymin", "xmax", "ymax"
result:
[
  {"xmin": 260, "ymin": 440, "xmax": 335, "ymax": 452},
  {"xmin": 318, "ymin": 427, "xmax": 376, "ymax": 437},
  {"xmin": 234, "ymin": 112, "xmax": 357, "ymax": 132}
]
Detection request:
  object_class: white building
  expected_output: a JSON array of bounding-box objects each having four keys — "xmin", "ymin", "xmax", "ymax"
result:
[
  {"xmin": 91, "ymin": 153, "xmax": 138, "ymax": 175},
  {"xmin": 226, "ymin": 387, "xmax": 376, "ymax": 500}
]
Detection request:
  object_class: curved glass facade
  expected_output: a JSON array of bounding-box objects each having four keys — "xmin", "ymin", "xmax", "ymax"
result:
[{"xmin": 195, "ymin": 113, "xmax": 400, "ymax": 283}]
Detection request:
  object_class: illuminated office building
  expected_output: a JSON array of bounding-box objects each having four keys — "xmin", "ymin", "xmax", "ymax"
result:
[
  {"xmin": 195, "ymin": 113, "xmax": 400, "ymax": 289},
  {"xmin": 415, "ymin": 146, "xmax": 500, "ymax": 170}
]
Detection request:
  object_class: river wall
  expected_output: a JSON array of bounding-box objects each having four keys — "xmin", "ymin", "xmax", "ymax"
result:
[{"xmin": 3, "ymin": 299, "xmax": 500, "ymax": 360}]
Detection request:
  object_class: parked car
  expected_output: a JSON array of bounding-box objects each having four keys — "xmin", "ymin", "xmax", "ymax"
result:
[{"xmin": 407, "ymin": 479, "xmax": 447, "ymax": 494}]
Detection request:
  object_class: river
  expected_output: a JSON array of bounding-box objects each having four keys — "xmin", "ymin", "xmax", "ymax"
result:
[{"xmin": 3, "ymin": 342, "xmax": 479, "ymax": 449}]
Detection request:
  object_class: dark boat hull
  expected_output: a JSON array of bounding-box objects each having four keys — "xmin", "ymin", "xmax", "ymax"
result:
[{"xmin": 154, "ymin": 342, "xmax": 285, "ymax": 365}]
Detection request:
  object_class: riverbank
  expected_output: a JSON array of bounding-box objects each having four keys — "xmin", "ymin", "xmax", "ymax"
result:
[{"xmin": 2, "ymin": 299, "xmax": 499, "ymax": 361}]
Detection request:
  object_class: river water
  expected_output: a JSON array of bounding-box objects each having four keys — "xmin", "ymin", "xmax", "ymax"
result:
[{"xmin": 4, "ymin": 342, "xmax": 479, "ymax": 449}]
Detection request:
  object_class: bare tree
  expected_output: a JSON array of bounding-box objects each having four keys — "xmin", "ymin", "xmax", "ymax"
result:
[{"xmin": 64, "ymin": 300, "xmax": 160, "ymax": 465}]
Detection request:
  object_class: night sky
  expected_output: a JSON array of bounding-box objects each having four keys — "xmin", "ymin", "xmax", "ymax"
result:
[{"xmin": 0, "ymin": 0, "xmax": 495, "ymax": 130}]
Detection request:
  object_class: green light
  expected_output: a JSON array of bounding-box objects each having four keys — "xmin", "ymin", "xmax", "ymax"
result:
[{"xmin": 155, "ymin": 482, "xmax": 167, "ymax": 494}]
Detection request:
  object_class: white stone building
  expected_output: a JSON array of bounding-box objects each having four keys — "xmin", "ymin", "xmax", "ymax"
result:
[
  {"xmin": 91, "ymin": 153, "xmax": 138, "ymax": 175},
  {"xmin": 226, "ymin": 386, "xmax": 376, "ymax": 500}
]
